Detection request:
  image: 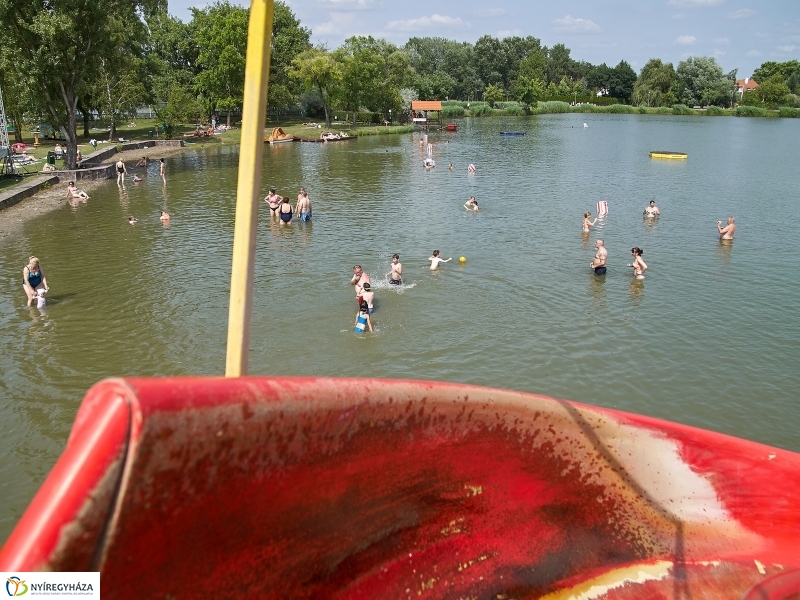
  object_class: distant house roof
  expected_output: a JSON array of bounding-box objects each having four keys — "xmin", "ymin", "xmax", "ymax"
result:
[
  {"xmin": 736, "ymin": 78, "xmax": 759, "ymax": 92},
  {"xmin": 411, "ymin": 101, "xmax": 442, "ymax": 111}
]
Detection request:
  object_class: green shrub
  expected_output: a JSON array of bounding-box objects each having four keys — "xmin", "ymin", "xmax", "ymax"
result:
[
  {"xmin": 441, "ymin": 105, "xmax": 465, "ymax": 118},
  {"xmin": 535, "ymin": 101, "xmax": 572, "ymax": 114},
  {"xmin": 589, "ymin": 105, "xmax": 611, "ymax": 113},
  {"xmin": 442, "ymin": 100, "xmax": 468, "ymax": 108},
  {"xmin": 468, "ymin": 103, "xmax": 493, "ymax": 116},
  {"xmin": 503, "ymin": 104, "xmax": 526, "ymax": 116},
  {"xmin": 672, "ymin": 104, "xmax": 693, "ymax": 115},
  {"xmin": 638, "ymin": 106, "xmax": 649, "ymax": 114},
  {"xmin": 736, "ymin": 105, "xmax": 767, "ymax": 117},
  {"xmin": 608, "ymin": 104, "xmax": 635, "ymax": 114},
  {"xmin": 655, "ymin": 107, "xmax": 672, "ymax": 115},
  {"xmin": 778, "ymin": 106, "xmax": 800, "ymax": 118},
  {"xmin": 705, "ymin": 105, "xmax": 725, "ymax": 116}
]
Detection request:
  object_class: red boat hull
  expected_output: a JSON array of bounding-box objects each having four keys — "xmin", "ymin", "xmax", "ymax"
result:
[
  {"xmin": 1, "ymin": 377, "xmax": 798, "ymax": 599},
  {"xmin": 445, "ymin": 124, "xmax": 458, "ymax": 131}
]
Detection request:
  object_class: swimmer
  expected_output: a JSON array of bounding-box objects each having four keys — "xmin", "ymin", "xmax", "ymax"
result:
[
  {"xmin": 717, "ymin": 216, "xmax": 735, "ymax": 239},
  {"xmin": 160, "ymin": 211, "xmax": 170, "ymax": 222},
  {"xmin": 278, "ymin": 197, "xmax": 293, "ymax": 224},
  {"xmin": 423, "ymin": 157, "xmax": 435, "ymax": 169},
  {"xmin": 115, "ymin": 159, "xmax": 127, "ymax": 185},
  {"xmin": 66, "ymin": 181, "xmax": 89, "ymax": 199},
  {"xmin": 128, "ymin": 215, "xmax": 137, "ymax": 224},
  {"xmin": 159, "ymin": 158, "xmax": 166, "ymax": 182},
  {"xmin": 418, "ymin": 139, "xmax": 424, "ymax": 148},
  {"xmin": 582, "ymin": 211, "xmax": 596, "ymax": 232},
  {"xmin": 265, "ymin": 188, "xmax": 283, "ymax": 218},
  {"xmin": 464, "ymin": 197, "xmax": 479, "ymax": 211},
  {"xmin": 361, "ymin": 282, "xmax": 374, "ymax": 314},
  {"xmin": 644, "ymin": 200, "xmax": 660, "ymax": 217},
  {"xmin": 22, "ymin": 256, "xmax": 48, "ymax": 307},
  {"xmin": 350, "ymin": 265, "xmax": 371, "ymax": 306},
  {"xmin": 386, "ymin": 254, "xmax": 402, "ymax": 285},
  {"xmin": 354, "ymin": 300, "xmax": 373, "ymax": 333},
  {"xmin": 628, "ymin": 247, "xmax": 647, "ymax": 279},
  {"xmin": 449, "ymin": 163, "xmax": 453, "ymax": 171},
  {"xmin": 590, "ymin": 239, "xmax": 607, "ymax": 275},
  {"xmin": 136, "ymin": 156, "xmax": 148, "ymax": 168},
  {"xmin": 296, "ymin": 189, "xmax": 312, "ymax": 222},
  {"xmin": 133, "ymin": 175, "xmax": 142, "ymax": 183},
  {"xmin": 428, "ymin": 250, "xmax": 452, "ymax": 270}
]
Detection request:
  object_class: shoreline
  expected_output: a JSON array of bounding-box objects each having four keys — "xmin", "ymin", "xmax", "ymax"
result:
[{"xmin": 0, "ymin": 144, "xmax": 189, "ymax": 243}]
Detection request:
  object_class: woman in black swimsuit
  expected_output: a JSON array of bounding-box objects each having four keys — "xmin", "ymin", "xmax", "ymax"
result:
[{"xmin": 279, "ymin": 198, "xmax": 293, "ymax": 224}]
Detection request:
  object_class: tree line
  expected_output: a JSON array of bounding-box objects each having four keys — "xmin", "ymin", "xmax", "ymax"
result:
[{"xmin": 1, "ymin": 0, "xmax": 798, "ymax": 168}]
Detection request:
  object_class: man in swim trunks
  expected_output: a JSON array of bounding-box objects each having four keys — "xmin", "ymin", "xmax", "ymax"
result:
[
  {"xmin": 591, "ymin": 239, "xmax": 608, "ymax": 275},
  {"xmin": 387, "ymin": 254, "xmax": 402, "ymax": 285},
  {"xmin": 350, "ymin": 265, "xmax": 371, "ymax": 305},
  {"xmin": 265, "ymin": 188, "xmax": 282, "ymax": 218},
  {"xmin": 717, "ymin": 216, "xmax": 735, "ymax": 239},
  {"xmin": 278, "ymin": 198, "xmax": 293, "ymax": 224},
  {"xmin": 644, "ymin": 200, "xmax": 660, "ymax": 217},
  {"xmin": 361, "ymin": 282, "xmax": 375, "ymax": 314},
  {"xmin": 296, "ymin": 190, "xmax": 312, "ymax": 222}
]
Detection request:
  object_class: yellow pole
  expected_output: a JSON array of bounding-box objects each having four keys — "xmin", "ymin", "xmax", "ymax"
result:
[{"xmin": 225, "ymin": 0, "xmax": 274, "ymax": 377}]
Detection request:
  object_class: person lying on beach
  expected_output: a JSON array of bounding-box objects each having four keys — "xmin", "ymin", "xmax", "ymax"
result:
[
  {"xmin": 464, "ymin": 197, "xmax": 479, "ymax": 211},
  {"xmin": 67, "ymin": 181, "xmax": 89, "ymax": 199},
  {"xmin": 428, "ymin": 250, "xmax": 452, "ymax": 270}
]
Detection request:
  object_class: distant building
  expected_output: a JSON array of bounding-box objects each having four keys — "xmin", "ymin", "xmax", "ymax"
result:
[{"xmin": 736, "ymin": 78, "xmax": 759, "ymax": 97}]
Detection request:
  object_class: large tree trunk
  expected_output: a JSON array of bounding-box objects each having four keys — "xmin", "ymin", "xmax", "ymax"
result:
[
  {"xmin": 54, "ymin": 83, "xmax": 80, "ymax": 170},
  {"xmin": 108, "ymin": 118, "xmax": 117, "ymax": 141},
  {"xmin": 227, "ymin": 109, "xmax": 231, "ymax": 127},
  {"xmin": 83, "ymin": 112, "xmax": 90, "ymax": 138}
]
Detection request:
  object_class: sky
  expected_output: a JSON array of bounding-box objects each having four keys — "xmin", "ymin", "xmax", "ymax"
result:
[{"xmin": 168, "ymin": 0, "xmax": 800, "ymax": 78}]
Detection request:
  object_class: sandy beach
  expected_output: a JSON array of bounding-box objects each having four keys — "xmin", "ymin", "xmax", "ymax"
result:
[{"xmin": 0, "ymin": 143, "xmax": 191, "ymax": 242}]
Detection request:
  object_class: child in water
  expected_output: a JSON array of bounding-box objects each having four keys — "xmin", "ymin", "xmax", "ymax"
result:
[
  {"xmin": 354, "ymin": 300, "xmax": 373, "ymax": 333},
  {"xmin": 428, "ymin": 250, "xmax": 452, "ymax": 270},
  {"xmin": 464, "ymin": 197, "xmax": 479, "ymax": 211}
]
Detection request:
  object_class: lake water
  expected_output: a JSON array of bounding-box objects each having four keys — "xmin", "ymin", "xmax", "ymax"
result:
[{"xmin": 1, "ymin": 113, "xmax": 799, "ymax": 541}]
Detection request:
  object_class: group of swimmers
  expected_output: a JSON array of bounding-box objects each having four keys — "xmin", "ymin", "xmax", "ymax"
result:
[
  {"xmin": 264, "ymin": 187, "xmax": 312, "ymax": 224},
  {"xmin": 116, "ymin": 157, "xmax": 167, "ymax": 185},
  {"xmin": 349, "ymin": 251, "xmax": 454, "ymax": 333},
  {"xmin": 582, "ymin": 199, "xmax": 736, "ymax": 279}
]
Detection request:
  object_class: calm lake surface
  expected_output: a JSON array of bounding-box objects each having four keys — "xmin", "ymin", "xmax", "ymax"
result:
[{"xmin": 1, "ymin": 114, "xmax": 799, "ymax": 540}]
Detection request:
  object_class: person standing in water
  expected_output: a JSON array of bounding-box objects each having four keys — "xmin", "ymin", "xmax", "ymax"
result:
[
  {"xmin": 387, "ymin": 254, "xmax": 402, "ymax": 285},
  {"xmin": 428, "ymin": 250, "xmax": 452, "ymax": 270},
  {"xmin": 361, "ymin": 282, "xmax": 374, "ymax": 314},
  {"xmin": 717, "ymin": 216, "xmax": 735, "ymax": 239},
  {"xmin": 590, "ymin": 239, "xmax": 608, "ymax": 275},
  {"xmin": 582, "ymin": 211, "xmax": 597, "ymax": 232},
  {"xmin": 265, "ymin": 188, "xmax": 283, "ymax": 219},
  {"xmin": 296, "ymin": 190, "xmax": 312, "ymax": 222},
  {"xmin": 22, "ymin": 256, "xmax": 49, "ymax": 307},
  {"xmin": 159, "ymin": 158, "xmax": 166, "ymax": 182},
  {"xmin": 644, "ymin": 200, "xmax": 660, "ymax": 217},
  {"xmin": 628, "ymin": 247, "xmax": 647, "ymax": 279},
  {"xmin": 115, "ymin": 159, "xmax": 127, "ymax": 185},
  {"xmin": 350, "ymin": 265, "xmax": 371, "ymax": 306},
  {"xmin": 278, "ymin": 197, "xmax": 293, "ymax": 224},
  {"xmin": 354, "ymin": 300, "xmax": 373, "ymax": 333}
]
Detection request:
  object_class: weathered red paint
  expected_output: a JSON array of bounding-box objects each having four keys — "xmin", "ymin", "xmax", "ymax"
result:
[{"xmin": 1, "ymin": 377, "xmax": 798, "ymax": 599}]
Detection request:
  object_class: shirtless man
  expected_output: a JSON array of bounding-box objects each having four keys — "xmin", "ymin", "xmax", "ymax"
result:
[
  {"xmin": 350, "ymin": 265, "xmax": 371, "ymax": 306},
  {"xmin": 717, "ymin": 216, "xmax": 735, "ymax": 240},
  {"xmin": 644, "ymin": 200, "xmax": 660, "ymax": 217},
  {"xmin": 265, "ymin": 188, "xmax": 282, "ymax": 219},
  {"xmin": 590, "ymin": 239, "xmax": 608, "ymax": 276},
  {"xmin": 115, "ymin": 159, "xmax": 127, "ymax": 185},
  {"xmin": 296, "ymin": 189, "xmax": 312, "ymax": 222},
  {"xmin": 386, "ymin": 254, "xmax": 402, "ymax": 285}
]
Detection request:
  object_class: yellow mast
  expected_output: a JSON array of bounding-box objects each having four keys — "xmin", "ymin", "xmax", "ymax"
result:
[{"xmin": 225, "ymin": 0, "xmax": 274, "ymax": 376}]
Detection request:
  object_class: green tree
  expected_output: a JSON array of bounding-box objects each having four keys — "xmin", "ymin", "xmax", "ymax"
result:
[
  {"xmin": 474, "ymin": 36, "xmax": 507, "ymax": 88},
  {"xmin": 484, "ymin": 83, "xmax": 505, "ymax": 106},
  {"xmin": 192, "ymin": 1, "xmax": 248, "ymax": 126},
  {"xmin": 632, "ymin": 59, "xmax": 677, "ymax": 107},
  {"xmin": 676, "ymin": 56, "xmax": 735, "ymax": 107},
  {"xmin": 518, "ymin": 47, "xmax": 547, "ymax": 82},
  {"xmin": 335, "ymin": 36, "xmax": 386, "ymax": 119},
  {"xmin": 145, "ymin": 10, "xmax": 197, "ymax": 104},
  {"xmin": 94, "ymin": 56, "xmax": 150, "ymax": 140},
  {"xmin": 742, "ymin": 76, "xmax": 791, "ymax": 107},
  {"xmin": 269, "ymin": 1, "xmax": 311, "ymax": 116},
  {"xmin": 0, "ymin": 44, "xmax": 45, "ymax": 142},
  {"xmin": 609, "ymin": 60, "xmax": 637, "ymax": 102},
  {"xmin": 156, "ymin": 85, "xmax": 203, "ymax": 138},
  {"xmin": 511, "ymin": 76, "xmax": 545, "ymax": 106},
  {"xmin": 413, "ymin": 72, "xmax": 456, "ymax": 100},
  {"xmin": 546, "ymin": 44, "xmax": 578, "ymax": 84},
  {"xmin": 0, "ymin": 0, "xmax": 161, "ymax": 168},
  {"xmin": 752, "ymin": 60, "xmax": 800, "ymax": 85},
  {"xmin": 289, "ymin": 45, "xmax": 342, "ymax": 128},
  {"xmin": 586, "ymin": 63, "xmax": 614, "ymax": 95}
]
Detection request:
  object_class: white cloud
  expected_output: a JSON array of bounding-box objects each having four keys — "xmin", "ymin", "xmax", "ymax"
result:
[
  {"xmin": 728, "ymin": 9, "xmax": 755, "ymax": 19},
  {"xmin": 714, "ymin": 37, "xmax": 730, "ymax": 44},
  {"xmin": 675, "ymin": 35, "xmax": 697, "ymax": 45},
  {"xmin": 498, "ymin": 29, "xmax": 522, "ymax": 38},
  {"xmin": 778, "ymin": 45, "xmax": 797, "ymax": 52},
  {"xmin": 667, "ymin": 0, "xmax": 724, "ymax": 6},
  {"xmin": 312, "ymin": 12, "xmax": 358, "ymax": 36},
  {"xmin": 553, "ymin": 15, "xmax": 600, "ymax": 33},
  {"xmin": 386, "ymin": 14, "xmax": 470, "ymax": 32},
  {"xmin": 746, "ymin": 49, "xmax": 761, "ymax": 56},
  {"xmin": 474, "ymin": 9, "xmax": 505, "ymax": 18},
  {"xmin": 671, "ymin": 13, "xmax": 686, "ymax": 19},
  {"xmin": 316, "ymin": 0, "xmax": 374, "ymax": 9},
  {"xmin": 713, "ymin": 48, "xmax": 726, "ymax": 56}
]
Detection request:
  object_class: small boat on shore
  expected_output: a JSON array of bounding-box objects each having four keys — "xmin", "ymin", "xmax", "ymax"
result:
[
  {"xmin": 650, "ymin": 150, "xmax": 687, "ymax": 159},
  {"xmin": 265, "ymin": 127, "xmax": 294, "ymax": 144},
  {"xmin": 500, "ymin": 131, "xmax": 525, "ymax": 136}
]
